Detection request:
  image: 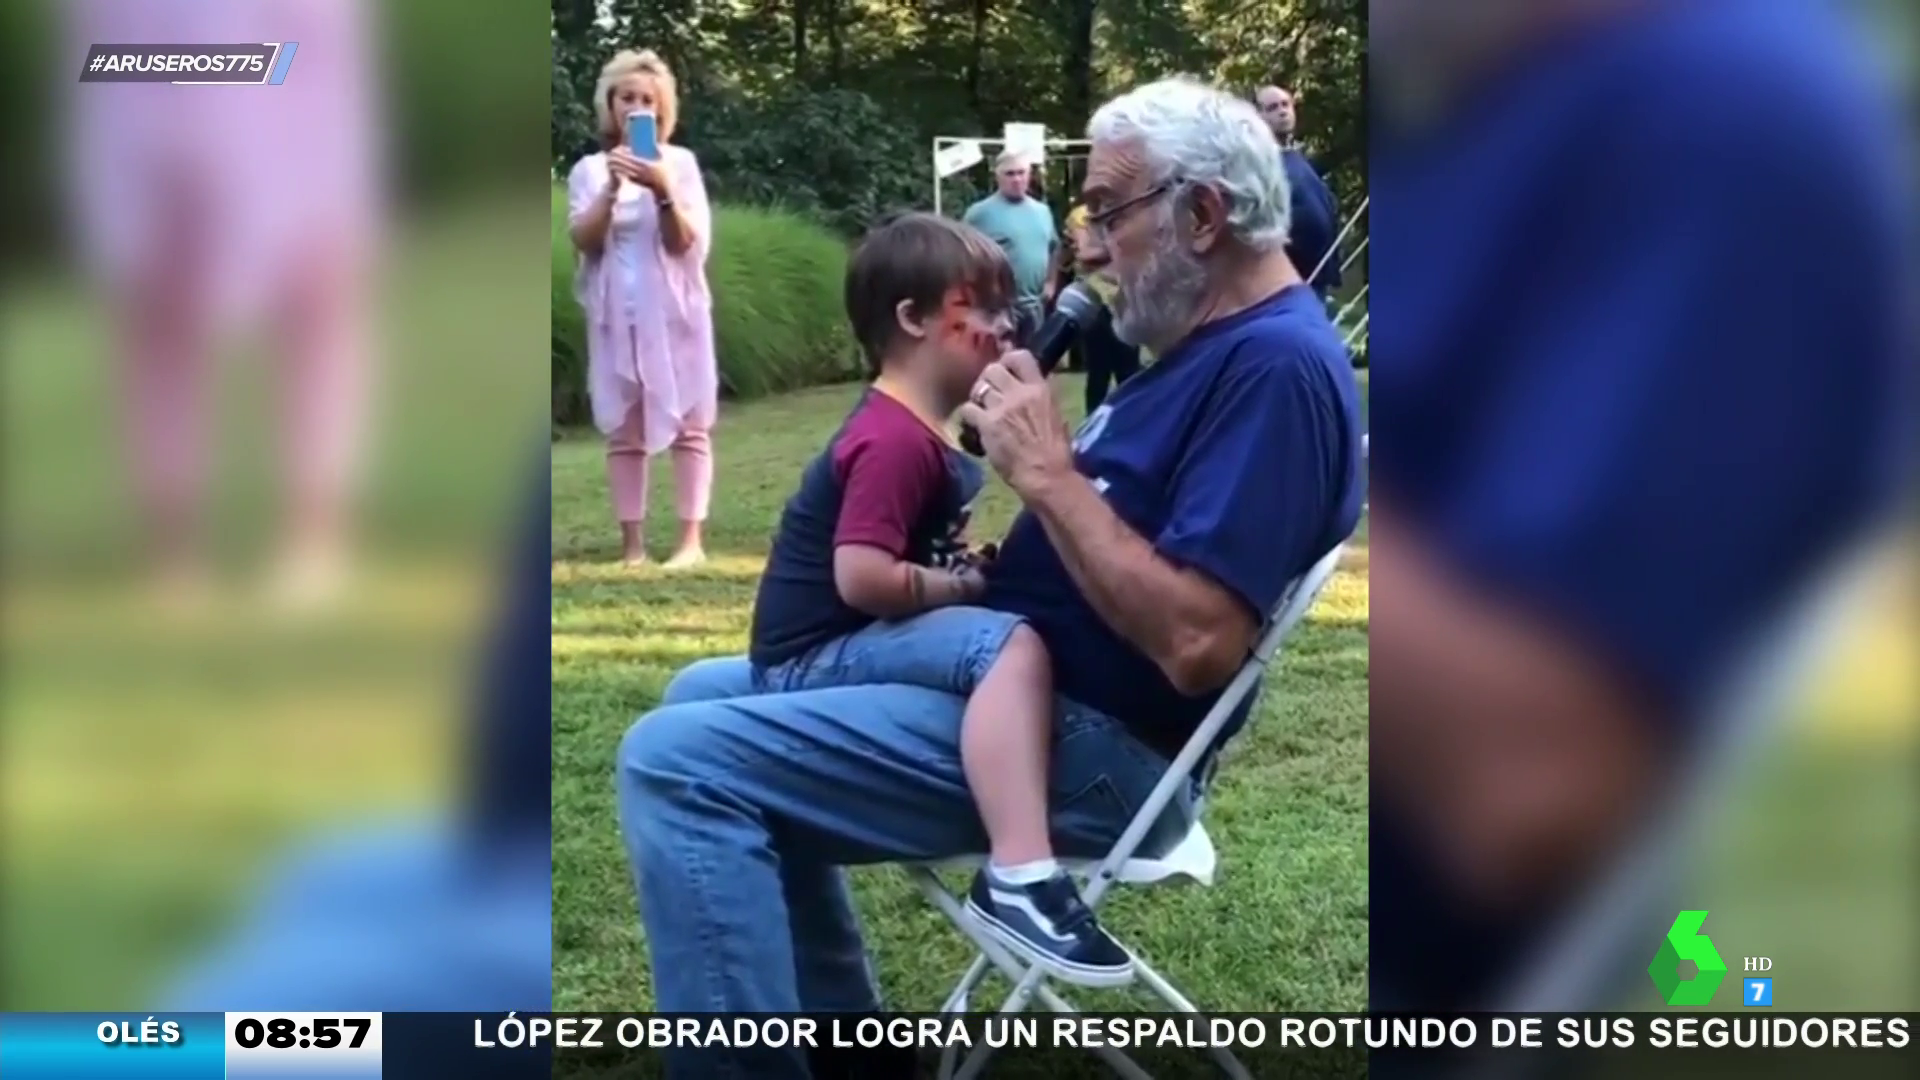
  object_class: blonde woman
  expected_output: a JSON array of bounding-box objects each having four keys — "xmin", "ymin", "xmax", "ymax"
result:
[
  {"xmin": 567, "ymin": 50, "xmax": 716, "ymax": 567},
  {"xmin": 67, "ymin": 0, "xmax": 381, "ymax": 607}
]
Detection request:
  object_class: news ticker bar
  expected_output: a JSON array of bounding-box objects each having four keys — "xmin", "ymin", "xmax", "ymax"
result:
[
  {"xmin": 0, "ymin": 1012, "xmax": 1913, "ymax": 1079},
  {"xmin": 0, "ymin": 1013, "xmax": 379, "ymax": 1080}
]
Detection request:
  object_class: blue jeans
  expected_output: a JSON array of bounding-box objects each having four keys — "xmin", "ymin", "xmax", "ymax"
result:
[
  {"xmin": 755, "ymin": 606, "xmax": 1024, "ymax": 697},
  {"xmin": 614, "ymin": 645, "xmax": 1197, "ymax": 1031}
]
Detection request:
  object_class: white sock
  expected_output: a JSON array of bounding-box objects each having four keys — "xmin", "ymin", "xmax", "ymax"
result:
[{"xmin": 990, "ymin": 858, "xmax": 1060, "ymax": 885}]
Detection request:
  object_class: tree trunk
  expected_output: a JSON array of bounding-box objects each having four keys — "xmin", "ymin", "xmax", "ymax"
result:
[
  {"xmin": 1064, "ymin": 0, "xmax": 1097, "ymax": 132},
  {"xmin": 793, "ymin": 0, "xmax": 811, "ymax": 80},
  {"xmin": 968, "ymin": 0, "xmax": 989, "ymax": 116},
  {"xmin": 825, "ymin": 0, "xmax": 845, "ymax": 80}
]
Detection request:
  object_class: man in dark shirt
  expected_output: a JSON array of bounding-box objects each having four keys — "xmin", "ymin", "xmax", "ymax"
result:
[
  {"xmin": 615, "ymin": 77, "xmax": 1363, "ymax": 1078},
  {"xmin": 1257, "ymin": 84, "xmax": 1344, "ymax": 300}
]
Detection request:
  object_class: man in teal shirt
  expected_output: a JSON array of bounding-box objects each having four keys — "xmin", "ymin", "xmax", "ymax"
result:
[{"xmin": 963, "ymin": 150, "xmax": 1060, "ymax": 348}]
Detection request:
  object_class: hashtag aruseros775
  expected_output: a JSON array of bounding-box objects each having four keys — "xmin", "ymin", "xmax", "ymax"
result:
[{"xmin": 78, "ymin": 43, "xmax": 292, "ymax": 85}]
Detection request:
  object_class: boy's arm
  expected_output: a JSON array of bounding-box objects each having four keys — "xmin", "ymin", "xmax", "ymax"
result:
[
  {"xmin": 831, "ymin": 434, "xmax": 981, "ymax": 618},
  {"xmin": 834, "ymin": 547, "xmax": 981, "ymax": 618}
]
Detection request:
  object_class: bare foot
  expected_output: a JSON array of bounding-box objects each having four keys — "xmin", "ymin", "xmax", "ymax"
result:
[
  {"xmin": 620, "ymin": 522, "xmax": 647, "ymax": 567},
  {"xmin": 264, "ymin": 541, "xmax": 349, "ymax": 613},
  {"xmin": 661, "ymin": 546, "xmax": 706, "ymax": 570}
]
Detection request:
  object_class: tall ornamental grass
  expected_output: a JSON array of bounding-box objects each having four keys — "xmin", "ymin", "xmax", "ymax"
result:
[{"xmin": 551, "ymin": 186, "xmax": 857, "ymax": 427}]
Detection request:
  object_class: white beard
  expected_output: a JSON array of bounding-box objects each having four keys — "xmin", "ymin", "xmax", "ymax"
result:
[{"xmin": 1112, "ymin": 228, "xmax": 1209, "ymax": 353}]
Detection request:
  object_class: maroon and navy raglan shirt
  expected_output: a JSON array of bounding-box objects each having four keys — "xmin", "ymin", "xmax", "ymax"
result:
[{"xmin": 748, "ymin": 390, "xmax": 986, "ymax": 670}]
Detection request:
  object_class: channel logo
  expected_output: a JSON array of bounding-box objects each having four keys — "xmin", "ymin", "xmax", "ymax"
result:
[{"xmin": 1648, "ymin": 910, "xmax": 1728, "ymax": 1006}]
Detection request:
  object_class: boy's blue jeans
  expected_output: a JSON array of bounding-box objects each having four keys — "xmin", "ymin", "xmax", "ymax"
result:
[
  {"xmin": 615, "ymin": 607, "xmax": 1195, "ymax": 1072},
  {"xmin": 753, "ymin": 605, "xmax": 1027, "ymax": 697}
]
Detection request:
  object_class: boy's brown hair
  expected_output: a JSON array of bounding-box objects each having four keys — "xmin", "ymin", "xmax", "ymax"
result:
[{"xmin": 845, "ymin": 213, "xmax": 1016, "ymax": 376}]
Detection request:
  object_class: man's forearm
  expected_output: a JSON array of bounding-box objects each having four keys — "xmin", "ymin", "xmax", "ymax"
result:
[
  {"xmin": 1022, "ymin": 470, "xmax": 1243, "ymax": 694},
  {"xmin": 1372, "ymin": 521, "xmax": 1669, "ymax": 910}
]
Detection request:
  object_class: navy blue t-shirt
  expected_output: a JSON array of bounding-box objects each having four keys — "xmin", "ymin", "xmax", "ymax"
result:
[
  {"xmin": 1370, "ymin": 0, "xmax": 1913, "ymax": 1009},
  {"xmin": 750, "ymin": 391, "xmax": 986, "ymax": 669},
  {"xmin": 1282, "ymin": 148, "xmax": 1343, "ymax": 294},
  {"xmin": 984, "ymin": 286, "xmax": 1365, "ymax": 761}
]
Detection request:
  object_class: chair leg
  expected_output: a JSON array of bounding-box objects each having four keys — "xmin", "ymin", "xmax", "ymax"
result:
[
  {"xmin": 1133, "ymin": 956, "xmax": 1252, "ymax": 1080},
  {"xmin": 910, "ymin": 868, "xmax": 1042, "ymax": 1079},
  {"xmin": 935, "ymin": 956, "xmax": 990, "ymax": 1080},
  {"xmin": 1132, "ymin": 955, "xmax": 1200, "ymax": 1011},
  {"xmin": 951, "ymin": 979, "xmax": 1160, "ymax": 1080},
  {"xmin": 909, "ymin": 869, "xmax": 1002, "ymax": 1011},
  {"xmin": 994, "ymin": 962, "xmax": 1048, "ymax": 1014},
  {"xmin": 942, "ymin": 954, "xmax": 989, "ymax": 1013}
]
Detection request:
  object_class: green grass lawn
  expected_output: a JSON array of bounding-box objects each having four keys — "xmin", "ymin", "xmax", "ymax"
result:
[
  {"xmin": 551, "ymin": 373, "xmax": 1370, "ymax": 1012},
  {"xmin": 0, "ymin": 195, "xmax": 546, "ymax": 1008}
]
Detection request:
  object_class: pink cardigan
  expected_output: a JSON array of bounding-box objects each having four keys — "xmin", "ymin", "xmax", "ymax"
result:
[{"xmin": 567, "ymin": 146, "xmax": 718, "ymax": 449}]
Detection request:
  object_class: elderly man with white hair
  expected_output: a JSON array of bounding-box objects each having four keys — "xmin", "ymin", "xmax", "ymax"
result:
[{"xmin": 613, "ymin": 77, "xmax": 1364, "ymax": 1078}]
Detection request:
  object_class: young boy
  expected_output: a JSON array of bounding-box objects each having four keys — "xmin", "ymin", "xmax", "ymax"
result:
[{"xmin": 745, "ymin": 212, "xmax": 1132, "ymax": 987}]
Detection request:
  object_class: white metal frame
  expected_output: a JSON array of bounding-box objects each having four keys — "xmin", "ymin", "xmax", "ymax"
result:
[
  {"xmin": 907, "ymin": 542, "xmax": 1350, "ymax": 1080},
  {"xmin": 1312, "ymin": 196, "xmax": 1369, "ymax": 356},
  {"xmin": 932, "ymin": 136, "xmax": 1095, "ymax": 216}
]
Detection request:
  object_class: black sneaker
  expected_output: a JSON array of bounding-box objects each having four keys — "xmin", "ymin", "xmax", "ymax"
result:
[{"xmin": 964, "ymin": 867, "xmax": 1134, "ymax": 987}]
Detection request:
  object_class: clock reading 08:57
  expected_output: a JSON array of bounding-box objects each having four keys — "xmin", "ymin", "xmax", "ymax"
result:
[{"xmin": 233, "ymin": 1017, "xmax": 370, "ymax": 1050}]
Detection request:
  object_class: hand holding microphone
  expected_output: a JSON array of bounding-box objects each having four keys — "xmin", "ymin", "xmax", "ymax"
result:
[
  {"xmin": 958, "ymin": 282, "xmax": 1105, "ymax": 497},
  {"xmin": 959, "ymin": 282, "xmax": 1105, "ymax": 458}
]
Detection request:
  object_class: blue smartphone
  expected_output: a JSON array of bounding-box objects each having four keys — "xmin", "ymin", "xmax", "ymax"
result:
[{"xmin": 626, "ymin": 111, "xmax": 660, "ymax": 161}]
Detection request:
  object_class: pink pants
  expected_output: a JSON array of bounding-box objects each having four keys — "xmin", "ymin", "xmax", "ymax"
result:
[
  {"xmin": 606, "ymin": 400, "xmax": 713, "ymax": 525},
  {"xmin": 123, "ymin": 213, "xmax": 366, "ymax": 535}
]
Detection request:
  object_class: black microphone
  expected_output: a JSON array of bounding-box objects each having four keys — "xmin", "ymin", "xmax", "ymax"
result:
[{"xmin": 960, "ymin": 281, "xmax": 1106, "ymax": 457}]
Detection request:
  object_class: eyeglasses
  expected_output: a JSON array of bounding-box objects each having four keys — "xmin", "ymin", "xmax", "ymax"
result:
[{"xmin": 1083, "ymin": 179, "xmax": 1185, "ymax": 243}]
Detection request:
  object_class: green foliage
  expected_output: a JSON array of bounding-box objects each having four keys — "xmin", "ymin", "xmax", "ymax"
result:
[
  {"xmin": 546, "ymin": 0, "xmax": 1372, "ymax": 400},
  {"xmin": 705, "ymin": 204, "xmax": 860, "ymax": 399},
  {"xmin": 382, "ymin": 1, "xmax": 553, "ymax": 203},
  {"xmin": 680, "ymin": 90, "xmax": 929, "ymax": 237},
  {"xmin": 551, "ymin": 186, "xmax": 858, "ymax": 428},
  {"xmin": 553, "ymin": 0, "xmax": 1368, "ymax": 231},
  {"xmin": 552, "ymin": 189, "xmax": 589, "ymax": 427},
  {"xmin": 0, "ymin": 0, "xmax": 53, "ymax": 263}
]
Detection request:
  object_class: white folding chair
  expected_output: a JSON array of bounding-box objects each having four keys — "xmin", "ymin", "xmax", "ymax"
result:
[{"xmin": 906, "ymin": 542, "xmax": 1350, "ymax": 1080}]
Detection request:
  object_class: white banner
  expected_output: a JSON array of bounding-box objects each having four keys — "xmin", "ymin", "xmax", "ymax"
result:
[
  {"xmin": 934, "ymin": 140, "xmax": 984, "ymax": 178},
  {"xmin": 1003, "ymin": 122, "xmax": 1047, "ymax": 164}
]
